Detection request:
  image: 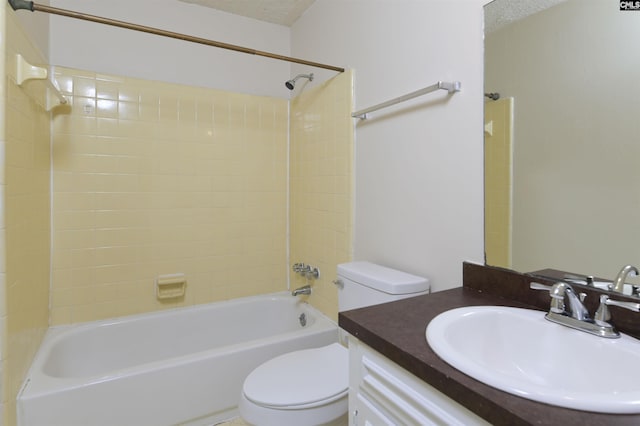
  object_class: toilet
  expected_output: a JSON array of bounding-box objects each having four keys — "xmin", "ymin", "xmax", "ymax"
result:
[{"xmin": 239, "ymin": 261, "xmax": 430, "ymax": 426}]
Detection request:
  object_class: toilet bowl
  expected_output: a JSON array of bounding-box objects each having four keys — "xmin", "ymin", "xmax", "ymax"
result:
[
  {"xmin": 239, "ymin": 343, "xmax": 348, "ymax": 426},
  {"xmin": 239, "ymin": 261, "xmax": 429, "ymax": 425}
]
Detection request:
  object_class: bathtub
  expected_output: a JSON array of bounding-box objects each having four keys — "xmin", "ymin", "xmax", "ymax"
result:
[{"xmin": 18, "ymin": 293, "xmax": 338, "ymax": 426}]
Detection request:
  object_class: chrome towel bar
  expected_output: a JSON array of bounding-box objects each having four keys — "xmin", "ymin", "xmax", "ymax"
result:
[{"xmin": 352, "ymin": 80, "xmax": 461, "ymax": 120}]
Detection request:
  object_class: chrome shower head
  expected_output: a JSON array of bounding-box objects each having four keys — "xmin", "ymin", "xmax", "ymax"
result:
[{"xmin": 285, "ymin": 73, "xmax": 314, "ymax": 90}]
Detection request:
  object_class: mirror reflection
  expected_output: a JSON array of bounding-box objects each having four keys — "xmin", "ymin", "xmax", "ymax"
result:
[{"xmin": 484, "ymin": 0, "xmax": 640, "ymax": 294}]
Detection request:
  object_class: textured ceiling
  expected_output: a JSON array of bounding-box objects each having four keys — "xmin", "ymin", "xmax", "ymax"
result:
[
  {"xmin": 485, "ymin": 0, "xmax": 568, "ymax": 33},
  {"xmin": 178, "ymin": 0, "xmax": 316, "ymax": 26},
  {"xmin": 179, "ymin": 0, "xmax": 568, "ymax": 31}
]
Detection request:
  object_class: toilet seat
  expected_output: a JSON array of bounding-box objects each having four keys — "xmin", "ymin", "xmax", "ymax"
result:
[{"xmin": 242, "ymin": 343, "xmax": 348, "ymax": 410}]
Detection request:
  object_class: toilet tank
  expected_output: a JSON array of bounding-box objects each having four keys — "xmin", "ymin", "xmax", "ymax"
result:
[{"xmin": 337, "ymin": 261, "xmax": 430, "ymax": 312}]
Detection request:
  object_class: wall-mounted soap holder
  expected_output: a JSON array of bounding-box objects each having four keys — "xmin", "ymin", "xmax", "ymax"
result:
[
  {"xmin": 156, "ymin": 273, "xmax": 187, "ymax": 300},
  {"xmin": 292, "ymin": 262, "xmax": 320, "ymax": 280}
]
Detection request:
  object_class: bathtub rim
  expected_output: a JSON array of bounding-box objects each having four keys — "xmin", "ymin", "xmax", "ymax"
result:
[{"xmin": 47, "ymin": 291, "xmax": 318, "ymax": 333}]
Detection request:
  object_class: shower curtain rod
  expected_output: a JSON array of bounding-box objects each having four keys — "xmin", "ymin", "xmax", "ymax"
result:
[{"xmin": 8, "ymin": 0, "xmax": 345, "ymax": 73}]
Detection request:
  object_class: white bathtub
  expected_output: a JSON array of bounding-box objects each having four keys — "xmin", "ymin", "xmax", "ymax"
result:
[{"xmin": 18, "ymin": 293, "xmax": 338, "ymax": 426}]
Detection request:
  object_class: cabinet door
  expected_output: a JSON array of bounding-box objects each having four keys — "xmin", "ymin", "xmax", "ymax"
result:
[
  {"xmin": 352, "ymin": 393, "xmax": 397, "ymax": 426},
  {"xmin": 349, "ymin": 337, "xmax": 490, "ymax": 426}
]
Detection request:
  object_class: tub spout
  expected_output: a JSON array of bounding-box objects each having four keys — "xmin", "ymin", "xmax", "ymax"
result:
[{"xmin": 292, "ymin": 285, "xmax": 311, "ymax": 296}]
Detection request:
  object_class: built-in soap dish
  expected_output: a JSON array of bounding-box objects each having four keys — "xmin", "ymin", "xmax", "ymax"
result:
[{"xmin": 156, "ymin": 273, "xmax": 187, "ymax": 300}]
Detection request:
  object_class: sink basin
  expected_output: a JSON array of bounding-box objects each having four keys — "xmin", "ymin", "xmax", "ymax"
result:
[{"xmin": 426, "ymin": 305, "xmax": 640, "ymax": 413}]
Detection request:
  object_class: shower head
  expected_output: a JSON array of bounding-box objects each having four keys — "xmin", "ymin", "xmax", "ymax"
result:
[{"xmin": 285, "ymin": 73, "xmax": 314, "ymax": 90}]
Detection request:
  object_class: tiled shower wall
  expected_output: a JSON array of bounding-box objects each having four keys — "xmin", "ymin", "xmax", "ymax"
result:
[
  {"xmin": 0, "ymin": 1, "xmax": 354, "ymax": 421},
  {"xmin": 289, "ymin": 71, "xmax": 354, "ymax": 321},
  {"xmin": 51, "ymin": 67, "xmax": 289, "ymax": 324},
  {"xmin": 2, "ymin": 4, "xmax": 52, "ymax": 425}
]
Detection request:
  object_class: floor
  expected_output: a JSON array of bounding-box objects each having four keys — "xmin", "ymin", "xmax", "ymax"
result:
[
  {"xmin": 216, "ymin": 416, "xmax": 348, "ymax": 426},
  {"xmin": 216, "ymin": 418, "xmax": 250, "ymax": 426}
]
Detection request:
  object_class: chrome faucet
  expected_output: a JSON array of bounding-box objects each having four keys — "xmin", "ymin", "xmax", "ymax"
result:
[
  {"xmin": 611, "ymin": 264, "xmax": 639, "ymax": 293},
  {"xmin": 531, "ymin": 281, "xmax": 589, "ymax": 319},
  {"xmin": 530, "ymin": 281, "xmax": 640, "ymax": 338},
  {"xmin": 292, "ymin": 285, "xmax": 311, "ymax": 296}
]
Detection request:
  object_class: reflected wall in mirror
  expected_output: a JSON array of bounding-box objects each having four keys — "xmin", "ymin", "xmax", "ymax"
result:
[{"xmin": 484, "ymin": 0, "xmax": 640, "ymax": 288}]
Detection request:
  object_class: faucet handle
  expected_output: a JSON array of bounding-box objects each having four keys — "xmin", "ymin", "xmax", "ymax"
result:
[
  {"xmin": 305, "ymin": 266, "xmax": 320, "ymax": 280},
  {"xmin": 530, "ymin": 281, "xmax": 567, "ymax": 313},
  {"xmin": 601, "ymin": 295, "xmax": 640, "ymax": 312},
  {"xmin": 530, "ymin": 281, "xmax": 569, "ymax": 298},
  {"xmin": 595, "ymin": 294, "xmax": 640, "ymax": 324},
  {"xmin": 530, "ymin": 281, "xmax": 553, "ymax": 291}
]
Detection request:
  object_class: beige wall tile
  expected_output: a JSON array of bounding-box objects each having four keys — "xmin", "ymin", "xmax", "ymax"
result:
[
  {"xmin": 289, "ymin": 71, "xmax": 354, "ymax": 322},
  {"xmin": 2, "ymin": 4, "xmax": 51, "ymax": 424},
  {"xmin": 51, "ymin": 66, "xmax": 290, "ymax": 324}
]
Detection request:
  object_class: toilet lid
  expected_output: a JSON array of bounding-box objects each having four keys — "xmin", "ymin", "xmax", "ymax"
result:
[{"xmin": 243, "ymin": 343, "xmax": 348, "ymax": 409}]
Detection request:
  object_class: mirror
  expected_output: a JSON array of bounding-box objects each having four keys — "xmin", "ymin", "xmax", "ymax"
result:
[{"xmin": 484, "ymin": 0, "xmax": 640, "ymax": 294}]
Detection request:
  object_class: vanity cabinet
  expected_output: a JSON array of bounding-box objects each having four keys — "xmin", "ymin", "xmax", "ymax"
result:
[{"xmin": 348, "ymin": 336, "xmax": 489, "ymax": 426}]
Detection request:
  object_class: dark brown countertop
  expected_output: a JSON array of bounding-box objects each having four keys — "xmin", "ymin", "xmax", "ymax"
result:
[{"xmin": 338, "ymin": 263, "xmax": 640, "ymax": 426}]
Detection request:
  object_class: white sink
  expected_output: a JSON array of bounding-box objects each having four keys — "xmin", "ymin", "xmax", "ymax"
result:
[{"xmin": 426, "ymin": 305, "xmax": 640, "ymax": 413}]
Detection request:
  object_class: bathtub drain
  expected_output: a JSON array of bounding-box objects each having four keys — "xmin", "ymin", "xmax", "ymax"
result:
[{"xmin": 299, "ymin": 313, "xmax": 307, "ymax": 327}]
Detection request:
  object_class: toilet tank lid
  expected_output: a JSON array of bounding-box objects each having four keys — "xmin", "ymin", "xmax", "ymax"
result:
[{"xmin": 337, "ymin": 261, "xmax": 429, "ymax": 295}]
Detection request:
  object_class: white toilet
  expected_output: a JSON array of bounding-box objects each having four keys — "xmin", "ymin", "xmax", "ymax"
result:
[{"xmin": 239, "ymin": 261, "xmax": 430, "ymax": 426}]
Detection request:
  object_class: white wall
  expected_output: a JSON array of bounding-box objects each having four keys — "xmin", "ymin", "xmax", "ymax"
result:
[
  {"xmin": 48, "ymin": 0, "xmax": 292, "ymax": 98},
  {"xmin": 292, "ymin": 0, "xmax": 487, "ymax": 291},
  {"xmin": 11, "ymin": 0, "xmax": 50, "ymax": 60}
]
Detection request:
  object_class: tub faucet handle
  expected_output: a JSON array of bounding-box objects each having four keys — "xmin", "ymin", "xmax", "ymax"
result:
[
  {"xmin": 305, "ymin": 266, "xmax": 320, "ymax": 280},
  {"xmin": 293, "ymin": 262, "xmax": 319, "ymax": 279}
]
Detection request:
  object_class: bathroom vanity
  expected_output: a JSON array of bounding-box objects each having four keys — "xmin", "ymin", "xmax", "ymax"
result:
[
  {"xmin": 339, "ymin": 263, "xmax": 640, "ymax": 426},
  {"xmin": 347, "ymin": 335, "xmax": 488, "ymax": 425}
]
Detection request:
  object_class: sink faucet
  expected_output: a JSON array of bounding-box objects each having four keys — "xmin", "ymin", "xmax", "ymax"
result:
[
  {"xmin": 531, "ymin": 281, "xmax": 589, "ymax": 319},
  {"xmin": 530, "ymin": 281, "xmax": 640, "ymax": 338},
  {"xmin": 292, "ymin": 285, "xmax": 311, "ymax": 296},
  {"xmin": 554, "ymin": 282, "xmax": 591, "ymax": 321},
  {"xmin": 611, "ymin": 264, "xmax": 639, "ymax": 293}
]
